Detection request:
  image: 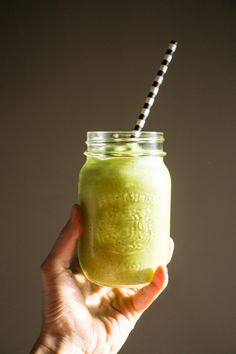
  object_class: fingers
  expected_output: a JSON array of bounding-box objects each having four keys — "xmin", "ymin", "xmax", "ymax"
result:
[
  {"xmin": 41, "ymin": 204, "xmax": 83, "ymax": 275},
  {"xmin": 166, "ymin": 237, "xmax": 174, "ymax": 265},
  {"xmin": 131, "ymin": 266, "xmax": 168, "ymax": 314}
]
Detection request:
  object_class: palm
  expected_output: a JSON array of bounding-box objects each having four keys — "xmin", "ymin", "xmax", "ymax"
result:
[{"xmin": 47, "ymin": 262, "xmax": 140, "ymax": 354}]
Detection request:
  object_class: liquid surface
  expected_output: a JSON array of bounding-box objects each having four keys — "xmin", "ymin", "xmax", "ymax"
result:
[{"xmin": 78, "ymin": 153, "xmax": 171, "ymax": 287}]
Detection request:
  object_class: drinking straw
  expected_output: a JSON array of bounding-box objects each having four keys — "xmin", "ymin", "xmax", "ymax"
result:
[{"xmin": 133, "ymin": 40, "xmax": 177, "ymax": 134}]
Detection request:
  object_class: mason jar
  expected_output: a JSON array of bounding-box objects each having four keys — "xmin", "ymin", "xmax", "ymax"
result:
[{"xmin": 78, "ymin": 131, "xmax": 171, "ymax": 287}]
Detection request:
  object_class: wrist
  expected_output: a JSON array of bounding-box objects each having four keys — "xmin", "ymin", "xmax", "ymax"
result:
[
  {"xmin": 30, "ymin": 333, "xmax": 85, "ymax": 354},
  {"xmin": 30, "ymin": 334, "xmax": 58, "ymax": 354}
]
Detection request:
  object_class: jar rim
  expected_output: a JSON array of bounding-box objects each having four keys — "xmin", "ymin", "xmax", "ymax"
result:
[
  {"xmin": 87, "ymin": 131, "xmax": 164, "ymax": 143},
  {"xmin": 85, "ymin": 131, "xmax": 166, "ymax": 157}
]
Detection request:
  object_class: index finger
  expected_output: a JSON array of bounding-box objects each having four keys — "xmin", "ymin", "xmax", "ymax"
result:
[{"xmin": 41, "ymin": 204, "xmax": 83, "ymax": 275}]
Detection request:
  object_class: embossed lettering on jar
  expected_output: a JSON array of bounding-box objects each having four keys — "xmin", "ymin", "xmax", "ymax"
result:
[{"xmin": 78, "ymin": 131, "xmax": 171, "ymax": 287}]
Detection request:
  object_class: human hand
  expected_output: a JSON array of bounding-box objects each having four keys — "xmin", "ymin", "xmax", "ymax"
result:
[{"xmin": 31, "ymin": 204, "xmax": 174, "ymax": 354}]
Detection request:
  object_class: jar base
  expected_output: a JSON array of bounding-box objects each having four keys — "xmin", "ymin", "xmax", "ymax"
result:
[
  {"xmin": 86, "ymin": 276, "xmax": 149, "ymax": 289},
  {"xmin": 81, "ymin": 266, "xmax": 152, "ymax": 289}
]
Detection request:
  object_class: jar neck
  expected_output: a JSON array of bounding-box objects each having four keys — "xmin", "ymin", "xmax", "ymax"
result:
[{"xmin": 85, "ymin": 131, "xmax": 166, "ymax": 157}]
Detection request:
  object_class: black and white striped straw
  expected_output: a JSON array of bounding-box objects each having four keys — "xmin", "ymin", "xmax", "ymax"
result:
[{"xmin": 133, "ymin": 40, "xmax": 177, "ymax": 134}]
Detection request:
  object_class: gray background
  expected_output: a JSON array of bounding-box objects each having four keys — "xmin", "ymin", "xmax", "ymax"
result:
[{"xmin": 0, "ymin": 1, "xmax": 236, "ymax": 353}]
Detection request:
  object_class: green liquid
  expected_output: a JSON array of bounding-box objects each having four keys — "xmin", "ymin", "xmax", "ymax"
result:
[{"xmin": 78, "ymin": 154, "xmax": 171, "ymax": 287}]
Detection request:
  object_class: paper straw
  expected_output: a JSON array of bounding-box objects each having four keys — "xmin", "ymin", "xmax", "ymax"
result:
[{"xmin": 133, "ymin": 40, "xmax": 177, "ymax": 134}]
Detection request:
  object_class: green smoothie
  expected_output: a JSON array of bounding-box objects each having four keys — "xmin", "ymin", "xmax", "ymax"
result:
[{"xmin": 78, "ymin": 132, "xmax": 171, "ymax": 287}]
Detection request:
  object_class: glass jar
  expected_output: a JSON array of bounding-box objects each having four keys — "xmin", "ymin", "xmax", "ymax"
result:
[{"xmin": 78, "ymin": 131, "xmax": 171, "ymax": 287}]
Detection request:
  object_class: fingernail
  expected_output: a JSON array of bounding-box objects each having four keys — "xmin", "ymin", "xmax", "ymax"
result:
[
  {"xmin": 70, "ymin": 204, "xmax": 77, "ymax": 221},
  {"xmin": 154, "ymin": 265, "xmax": 167, "ymax": 280}
]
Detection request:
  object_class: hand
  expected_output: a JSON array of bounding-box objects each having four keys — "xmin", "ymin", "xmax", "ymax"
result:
[{"xmin": 31, "ymin": 205, "xmax": 174, "ymax": 354}]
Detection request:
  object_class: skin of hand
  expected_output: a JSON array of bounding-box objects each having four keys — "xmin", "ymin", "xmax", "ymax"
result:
[{"xmin": 31, "ymin": 204, "xmax": 174, "ymax": 354}]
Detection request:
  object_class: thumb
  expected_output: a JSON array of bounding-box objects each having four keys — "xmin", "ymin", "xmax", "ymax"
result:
[
  {"xmin": 41, "ymin": 204, "xmax": 83, "ymax": 275},
  {"xmin": 131, "ymin": 266, "xmax": 168, "ymax": 314}
]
